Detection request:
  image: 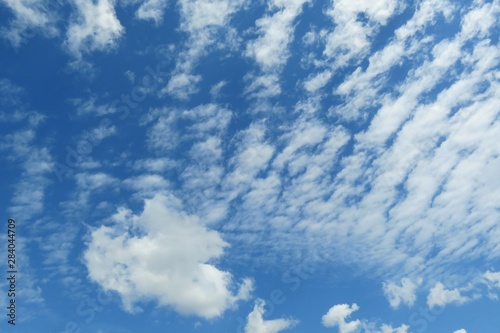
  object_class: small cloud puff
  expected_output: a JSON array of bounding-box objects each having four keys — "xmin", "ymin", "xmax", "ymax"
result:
[
  {"xmin": 244, "ymin": 299, "xmax": 298, "ymax": 333},
  {"xmin": 383, "ymin": 277, "xmax": 421, "ymax": 309},
  {"xmin": 322, "ymin": 303, "xmax": 361, "ymax": 333},
  {"xmin": 427, "ymin": 282, "xmax": 469, "ymax": 309}
]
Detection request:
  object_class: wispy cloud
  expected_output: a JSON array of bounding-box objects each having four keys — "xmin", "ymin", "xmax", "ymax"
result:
[
  {"xmin": 244, "ymin": 0, "xmax": 310, "ymax": 98},
  {"xmin": 163, "ymin": 0, "xmax": 245, "ymax": 99},
  {"xmin": 0, "ymin": 0, "xmax": 58, "ymax": 47}
]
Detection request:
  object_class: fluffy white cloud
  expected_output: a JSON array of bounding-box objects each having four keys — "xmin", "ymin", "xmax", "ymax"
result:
[
  {"xmin": 453, "ymin": 330, "xmax": 467, "ymax": 333},
  {"xmin": 135, "ymin": 0, "xmax": 169, "ymax": 23},
  {"xmin": 322, "ymin": 303, "xmax": 361, "ymax": 333},
  {"xmin": 84, "ymin": 194, "xmax": 253, "ymax": 318},
  {"xmin": 383, "ymin": 278, "xmax": 421, "ymax": 309},
  {"xmin": 322, "ymin": 303, "xmax": 410, "ymax": 333},
  {"xmin": 427, "ymin": 282, "xmax": 469, "ymax": 309},
  {"xmin": 66, "ymin": 0, "xmax": 124, "ymax": 60},
  {"xmin": 244, "ymin": 299, "xmax": 297, "ymax": 333},
  {"xmin": 376, "ymin": 324, "xmax": 410, "ymax": 333}
]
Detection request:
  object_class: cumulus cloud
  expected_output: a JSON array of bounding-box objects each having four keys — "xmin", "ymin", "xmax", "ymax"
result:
[
  {"xmin": 322, "ymin": 303, "xmax": 410, "ymax": 333},
  {"xmin": 322, "ymin": 303, "xmax": 361, "ymax": 333},
  {"xmin": 427, "ymin": 282, "xmax": 469, "ymax": 309},
  {"xmin": 84, "ymin": 194, "xmax": 253, "ymax": 318},
  {"xmin": 65, "ymin": 0, "xmax": 124, "ymax": 60},
  {"xmin": 383, "ymin": 278, "xmax": 421, "ymax": 309},
  {"xmin": 453, "ymin": 329, "xmax": 467, "ymax": 333},
  {"xmin": 135, "ymin": 0, "xmax": 169, "ymax": 23},
  {"xmin": 244, "ymin": 299, "xmax": 298, "ymax": 333},
  {"xmin": 376, "ymin": 324, "xmax": 410, "ymax": 333}
]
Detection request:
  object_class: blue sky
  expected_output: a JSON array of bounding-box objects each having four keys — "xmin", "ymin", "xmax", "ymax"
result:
[{"xmin": 0, "ymin": 0, "xmax": 499, "ymax": 332}]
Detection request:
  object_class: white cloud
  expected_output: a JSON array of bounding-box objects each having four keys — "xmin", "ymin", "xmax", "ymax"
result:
[
  {"xmin": 145, "ymin": 110, "xmax": 179, "ymax": 151},
  {"xmin": 225, "ymin": 121, "xmax": 275, "ymax": 191},
  {"xmin": 427, "ymin": 282, "xmax": 469, "ymax": 309},
  {"xmin": 483, "ymin": 270, "xmax": 500, "ymax": 299},
  {"xmin": 376, "ymin": 324, "xmax": 410, "ymax": 333},
  {"xmin": 323, "ymin": 0, "xmax": 402, "ymax": 67},
  {"xmin": 453, "ymin": 329, "xmax": 467, "ymax": 333},
  {"xmin": 82, "ymin": 122, "xmax": 117, "ymax": 142},
  {"xmin": 164, "ymin": 73, "xmax": 201, "ymax": 100},
  {"xmin": 210, "ymin": 80, "xmax": 228, "ymax": 98},
  {"xmin": 145, "ymin": 104, "xmax": 232, "ymax": 152},
  {"xmin": 245, "ymin": 0, "xmax": 310, "ymax": 71},
  {"xmin": 65, "ymin": 0, "xmax": 124, "ymax": 60},
  {"xmin": 383, "ymin": 278, "xmax": 421, "ymax": 309},
  {"xmin": 76, "ymin": 172, "xmax": 117, "ymax": 190},
  {"xmin": 244, "ymin": 299, "xmax": 297, "ymax": 333},
  {"xmin": 304, "ymin": 70, "xmax": 332, "ymax": 93},
  {"xmin": 322, "ymin": 303, "xmax": 361, "ymax": 333},
  {"xmin": 130, "ymin": 0, "xmax": 500, "ymax": 303},
  {"xmin": 0, "ymin": 88, "xmax": 52, "ymax": 318},
  {"xmin": 331, "ymin": 0, "xmax": 454, "ymax": 121},
  {"xmin": 70, "ymin": 97, "xmax": 118, "ymax": 116},
  {"xmin": 0, "ymin": 0, "xmax": 58, "ymax": 47},
  {"xmin": 135, "ymin": 0, "xmax": 169, "ymax": 24},
  {"xmin": 484, "ymin": 270, "xmax": 500, "ymax": 288},
  {"xmin": 163, "ymin": 0, "xmax": 244, "ymax": 99},
  {"xmin": 84, "ymin": 194, "xmax": 253, "ymax": 318},
  {"xmin": 0, "ymin": 126, "xmax": 53, "ymax": 221},
  {"xmin": 71, "ymin": 172, "xmax": 118, "ymax": 208},
  {"xmin": 244, "ymin": 0, "xmax": 310, "ymax": 98},
  {"xmin": 123, "ymin": 174, "xmax": 170, "ymax": 197},
  {"xmin": 133, "ymin": 158, "xmax": 178, "ymax": 172},
  {"xmin": 320, "ymin": 303, "xmax": 413, "ymax": 333},
  {"xmin": 322, "ymin": 304, "xmax": 410, "ymax": 333}
]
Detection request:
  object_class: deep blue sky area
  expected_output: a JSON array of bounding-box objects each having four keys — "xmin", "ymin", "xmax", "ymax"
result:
[{"xmin": 0, "ymin": 1, "xmax": 499, "ymax": 333}]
